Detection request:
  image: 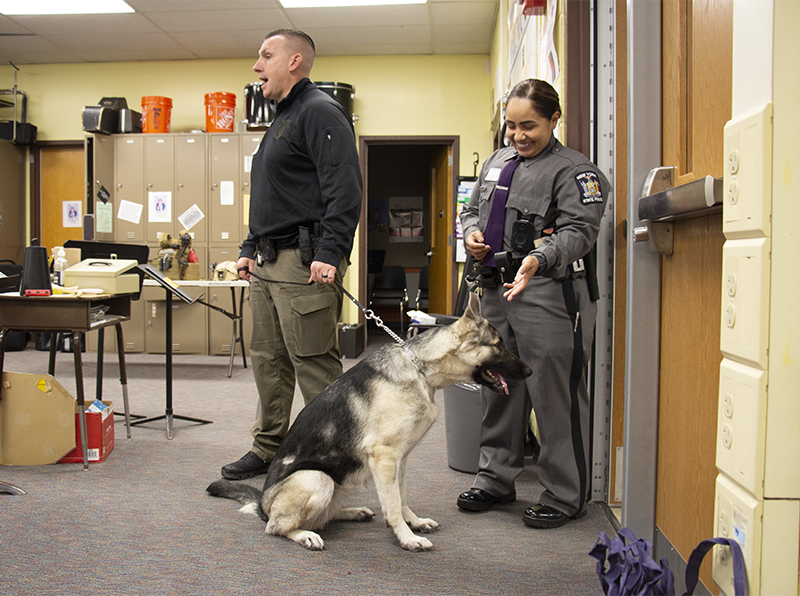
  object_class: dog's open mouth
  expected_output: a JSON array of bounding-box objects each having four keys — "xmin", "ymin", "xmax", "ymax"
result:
[{"xmin": 475, "ymin": 368, "xmax": 510, "ymax": 394}]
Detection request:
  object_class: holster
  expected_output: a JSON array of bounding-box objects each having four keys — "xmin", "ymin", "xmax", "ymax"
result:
[
  {"xmin": 471, "ymin": 264, "xmax": 499, "ymax": 289},
  {"xmin": 257, "ymin": 238, "xmax": 277, "ymax": 263},
  {"xmin": 585, "ymin": 248, "xmax": 599, "ymax": 303},
  {"xmin": 298, "ymin": 224, "xmax": 321, "ymax": 267}
]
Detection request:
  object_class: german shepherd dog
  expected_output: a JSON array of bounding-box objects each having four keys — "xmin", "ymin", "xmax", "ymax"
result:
[{"xmin": 207, "ymin": 293, "xmax": 531, "ymax": 551}]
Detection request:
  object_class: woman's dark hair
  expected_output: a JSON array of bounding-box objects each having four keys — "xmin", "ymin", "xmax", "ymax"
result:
[{"xmin": 507, "ymin": 79, "xmax": 561, "ymax": 120}]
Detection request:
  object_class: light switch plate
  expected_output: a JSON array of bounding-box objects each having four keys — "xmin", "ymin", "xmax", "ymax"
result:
[
  {"xmin": 716, "ymin": 358, "xmax": 767, "ymax": 497},
  {"xmin": 723, "ymin": 103, "xmax": 772, "ymax": 239},
  {"xmin": 720, "ymin": 238, "xmax": 770, "ymax": 368},
  {"xmin": 714, "ymin": 474, "xmax": 760, "ymax": 596}
]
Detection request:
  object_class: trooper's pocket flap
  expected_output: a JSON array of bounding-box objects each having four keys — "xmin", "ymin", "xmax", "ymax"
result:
[{"xmin": 291, "ymin": 292, "xmax": 337, "ymax": 316}]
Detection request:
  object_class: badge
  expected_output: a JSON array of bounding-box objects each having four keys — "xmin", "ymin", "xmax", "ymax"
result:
[
  {"xmin": 486, "ymin": 167, "xmax": 502, "ymax": 182},
  {"xmin": 575, "ymin": 171, "xmax": 603, "ymax": 204}
]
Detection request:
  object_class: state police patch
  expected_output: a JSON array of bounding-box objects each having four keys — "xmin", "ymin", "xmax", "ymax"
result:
[{"xmin": 575, "ymin": 171, "xmax": 603, "ymax": 204}]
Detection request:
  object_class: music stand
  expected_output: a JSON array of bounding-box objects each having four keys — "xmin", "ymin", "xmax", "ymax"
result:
[{"xmin": 132, "ymin": 264, "xmax": 211, "ymax": 439}]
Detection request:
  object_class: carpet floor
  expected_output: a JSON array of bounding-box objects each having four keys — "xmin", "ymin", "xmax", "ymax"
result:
[{"xmin": 0, "ymin": 332, "xmax": 615, "ymax": 596}]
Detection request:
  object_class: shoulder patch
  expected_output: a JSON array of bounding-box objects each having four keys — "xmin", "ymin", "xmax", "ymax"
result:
[{"xmin": 575, "ymin": 171, "xmax": 604, "ymax": 204}]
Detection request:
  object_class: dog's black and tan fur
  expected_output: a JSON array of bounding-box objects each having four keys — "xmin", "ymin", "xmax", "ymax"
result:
[{"xmin": 207, "ymin": 293, "xmax": 531, "ymax": 551}]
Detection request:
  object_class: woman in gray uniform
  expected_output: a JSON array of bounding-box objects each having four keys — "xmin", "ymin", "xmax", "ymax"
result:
[{"xmin": 457, "ymin": 79, "xmax": 610, "ymax": 529}]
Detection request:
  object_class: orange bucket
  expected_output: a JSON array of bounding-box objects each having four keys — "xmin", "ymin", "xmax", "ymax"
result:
[
  {"xmin": 141, "ymin": 96, "xmax": 172, "ymax": 133},
  {"xmin": 205, "ymin": 92, "xmax": 236, "ymax": 132}
]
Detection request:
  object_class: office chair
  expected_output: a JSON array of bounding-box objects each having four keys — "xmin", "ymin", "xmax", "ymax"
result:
[
  {"xmin": 369, "ymin": 265, "xmax": 408, "ymax": 336},
  {"xmin": 415, "ymin": 266, "xmax": 429, "ymax": 311}
]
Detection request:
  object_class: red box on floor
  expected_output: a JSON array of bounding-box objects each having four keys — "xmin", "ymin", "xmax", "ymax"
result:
[{"xmin": 58, "ymin": 401, "xmax": 115, "ymax": 464}]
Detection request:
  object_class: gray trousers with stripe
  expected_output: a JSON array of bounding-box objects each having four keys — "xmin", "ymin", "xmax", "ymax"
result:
[{"xmin": 472, "ymin": 274, "xmax": 596, "ymax": 517}]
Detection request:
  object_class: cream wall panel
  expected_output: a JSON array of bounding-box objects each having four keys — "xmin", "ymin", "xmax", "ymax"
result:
[
  {"xmin": 765, "ymin": 0, "xmax": 800, "ymax": 502},
  {"xmin": 0, "ymin": 55, "xmax": 492, "ymax": 178}
]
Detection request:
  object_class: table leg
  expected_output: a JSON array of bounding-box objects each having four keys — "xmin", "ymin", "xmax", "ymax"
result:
[
  {"xmin": 96, "ymin": 327, "xmax": 104, "ymax": 401},
  {"xmin": 48, "ymin": 332, "xmax": 57, "ymax": 375},
  {"xmin": 0, "ymin": 329, "xmax": 6, "ymax": 401},
  {"xmin": 72, "ymin": 332, "xmax": 89, "ymax": 470},
  {"xmin": 114, "ymin": 323, "xmax": 132, "ymax": 440}
]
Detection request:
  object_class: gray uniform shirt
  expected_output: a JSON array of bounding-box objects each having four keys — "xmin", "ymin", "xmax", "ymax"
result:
[{"xmin": 461, "ymin": 136, "xmax": 610, "ymax": 279}]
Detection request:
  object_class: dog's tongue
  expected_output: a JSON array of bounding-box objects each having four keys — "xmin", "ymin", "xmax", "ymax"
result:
[{"xmin": 497, "ymin": 373, "xmax": 509, "ymax": 395}]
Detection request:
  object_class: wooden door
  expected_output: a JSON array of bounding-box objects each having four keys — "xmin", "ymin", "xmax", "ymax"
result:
[
  {"xmin": 428, "ymin": 145, "xmax": 454, "ymax": 314},
  {"xmin": 40, "ymin": 145, "xmax": 85, "ymax": 253},
  {"xmin": 657, "ymin": 1, "xmax": 732, "ymax": 592}
]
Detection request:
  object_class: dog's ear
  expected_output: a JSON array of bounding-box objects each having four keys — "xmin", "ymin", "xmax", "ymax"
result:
[{"xmin": 463, "ymin": 291, "xmax": 482, "ymax": 322}]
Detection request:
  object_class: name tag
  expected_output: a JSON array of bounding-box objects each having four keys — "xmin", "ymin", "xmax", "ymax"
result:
[{"xmin": 486, "ymin": 167, "xmax": 501, "ymax": 182}]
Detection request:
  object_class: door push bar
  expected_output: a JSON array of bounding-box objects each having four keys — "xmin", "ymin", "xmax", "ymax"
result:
[{"xmin": 632, "ymin": 166, "xmax": 723, "ymax": 255}]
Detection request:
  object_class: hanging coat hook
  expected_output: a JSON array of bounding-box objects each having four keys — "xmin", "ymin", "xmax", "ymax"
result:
[{"xmin": 473, "ymin": 152, "xmax": 480, "ymax": 178}]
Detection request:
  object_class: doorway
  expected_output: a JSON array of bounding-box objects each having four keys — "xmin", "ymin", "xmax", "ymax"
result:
[{"xmin": 358, "ymin": 136, "xmax": 458, "ymax": 339}]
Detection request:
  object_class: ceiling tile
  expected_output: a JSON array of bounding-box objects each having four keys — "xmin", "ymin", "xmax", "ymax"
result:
[
  {"xmin": 285, "ymin": 5, "xmax": 430, "ymax": 28},
  {"xmin": 144, "ymin": 9, "xmax": 287, "ymax": 33}
]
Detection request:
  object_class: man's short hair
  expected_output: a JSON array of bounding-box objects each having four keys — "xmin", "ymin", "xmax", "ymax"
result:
[{"xmin": 265, "ymin": 29, "xmax": 316, "ymax": 55}]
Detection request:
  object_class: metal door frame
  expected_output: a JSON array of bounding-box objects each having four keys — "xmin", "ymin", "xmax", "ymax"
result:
[{"xmin": 621, "ymin": 0, "xmax": 662, "ymax": 543}]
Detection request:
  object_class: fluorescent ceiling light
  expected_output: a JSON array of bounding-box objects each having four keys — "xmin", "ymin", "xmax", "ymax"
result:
[
  {"xmin": 0, "ymin": 0, "xmax": 135, "ymax": 15},
  {"xmin": 280, "ymin": 0, "xmax": 425, "ymax": 7}
]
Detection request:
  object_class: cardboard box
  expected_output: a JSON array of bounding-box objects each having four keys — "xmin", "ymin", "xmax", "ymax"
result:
[
  {"xmin": 0, "ymin": 372, "xmax": 76, "ymax": 465},
  {"xmin": 58, "ymin": 401, "xmax": 114, "ymax": 464}
]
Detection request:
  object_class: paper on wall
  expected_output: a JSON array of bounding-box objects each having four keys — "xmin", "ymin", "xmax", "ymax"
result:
[
  {"xmin": 178, "ymin": 204, "xmax": 205, "ymax": 231},
  {"xmin": 148, "ymin": 191, "xmax": 172, "ymax": 223},
  {"xmin": 220, "ymin": 181, "xmax": 234, "ymax": 206},
  {"xmin": 117, "ymin": 199, "xmax": 143, "ymax": 225},
  {"xmin": 96, "ymin": 201, "xmax": 113, "ymax": 233}
]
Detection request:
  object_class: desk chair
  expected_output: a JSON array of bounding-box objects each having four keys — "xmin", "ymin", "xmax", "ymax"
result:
[
  {"xmin": 369, "ymin": 265, "xmax": 408, "ymax": 336},
  {"xmin": 415, "ymin": 266, "xmax": 429, "ymax": 311}
]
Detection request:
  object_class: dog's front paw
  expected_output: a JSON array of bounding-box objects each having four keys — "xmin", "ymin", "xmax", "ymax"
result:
[
  {"xmin": 401, "ymin": 535, "xmax": 434, "ymax": 552},
  {"xmin": 409, "ymin": 517, "xmax": 440, "ymax": 533},
  {"xmin": 288, "ymin": 530, "xmax": 325, "ymax": 551}
]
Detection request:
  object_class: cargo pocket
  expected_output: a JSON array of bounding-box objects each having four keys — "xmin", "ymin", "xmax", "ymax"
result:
[{"xmin": 290, "ymin": 291, "xmax": 337, "ymax": 357}]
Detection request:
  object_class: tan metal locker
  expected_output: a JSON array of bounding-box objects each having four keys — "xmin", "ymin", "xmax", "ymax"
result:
[
  {"xmin": 144, "ymin": 135, "xmax": 175, "ymax": 244},
  {"xmin": 207, "ymin": 245, "xmax": 251, "ymax": 356},
  {"xmin": 240, "ymin": 133, "xmax": 263, "ymax": 242},
  {"xmin": 85, "ymin": 296, "xmax": 145, "ymax": 354},
  {"xmin": 209, "ymin": 135, "xmax": 241, "ymax": 245},
  {"xmin": 114, "ymin": 135, "xmax": 145, "ymax": 243},
  {"xmin": 87, "ymin": 133, "xmax": 115, "ymax": 242},
  {"xmin": 175, "ymin": 134, "xmax": 208, "ymax": 244},
  {"xmin": 143, "ymin": 285, "xmax": 208, "ymax": 354}
]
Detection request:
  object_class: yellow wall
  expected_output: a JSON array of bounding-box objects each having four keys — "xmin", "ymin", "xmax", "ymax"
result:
[{"xmin": 0, "ymin": 54, "xmax": 493, "ymax": 177}]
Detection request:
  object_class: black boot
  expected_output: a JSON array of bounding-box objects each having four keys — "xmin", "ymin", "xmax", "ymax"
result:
[{"xmin": 220, "ymin": 451, "xmax": 271, "ymax": 480}]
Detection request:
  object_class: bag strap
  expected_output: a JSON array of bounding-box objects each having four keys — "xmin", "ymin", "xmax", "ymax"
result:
[{"xmin": 683, "ymin": 537, "xmax": 747, "ymax": 596}]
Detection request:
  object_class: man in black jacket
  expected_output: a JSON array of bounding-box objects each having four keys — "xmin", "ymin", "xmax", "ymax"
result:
[{"xmin": 222, "ymin": 29, "xmax": 362, "ymax": 480}]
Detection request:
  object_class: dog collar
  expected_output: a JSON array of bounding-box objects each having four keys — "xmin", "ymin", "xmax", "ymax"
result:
[{"xmin": 403, "ymin": 345, "xmax": 425, "ymax": 377}]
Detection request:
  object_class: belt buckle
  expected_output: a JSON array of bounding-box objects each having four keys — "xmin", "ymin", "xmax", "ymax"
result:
[{"xmin": 571, "ymin": 258, "xmax": 585, "ymax": 273}]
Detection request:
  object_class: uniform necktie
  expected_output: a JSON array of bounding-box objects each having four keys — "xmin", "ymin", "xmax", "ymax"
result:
[{"xmin": 482, "ymin": 154, "xmax": 523, "ymax": 267}]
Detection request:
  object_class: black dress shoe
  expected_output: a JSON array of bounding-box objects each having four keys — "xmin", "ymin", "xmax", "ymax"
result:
[
  {"xmin": 523, "ymin": 503, "xmax": 586, "ymax": 529},
  {"xmin": 221, "ymin": 451, "xmax": 271, "ymax": 480},
  {"xmin": 457, "ymin": 488, "xmax": 516, "ymax": 512}
]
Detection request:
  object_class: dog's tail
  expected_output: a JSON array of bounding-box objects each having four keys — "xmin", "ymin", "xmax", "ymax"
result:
[{"xmin": 206, "ymin": 480, "xmax": 268, "ymax": 522}]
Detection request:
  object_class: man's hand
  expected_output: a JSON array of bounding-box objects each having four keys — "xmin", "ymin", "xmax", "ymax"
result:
[
  {"xmin": 236, "ymin": 256, "xmax": 254, "ymax": 281},
  {"xmin": 310, "ymin": 261, "xmax": 337, "ymax": 285},
  {"xmin": 465, "ymin": 230, "xmax": 491, "ymax": 261},
  {"xmin": 502, "ymin": 255, "xmax": 540, "ymax": 301}
]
